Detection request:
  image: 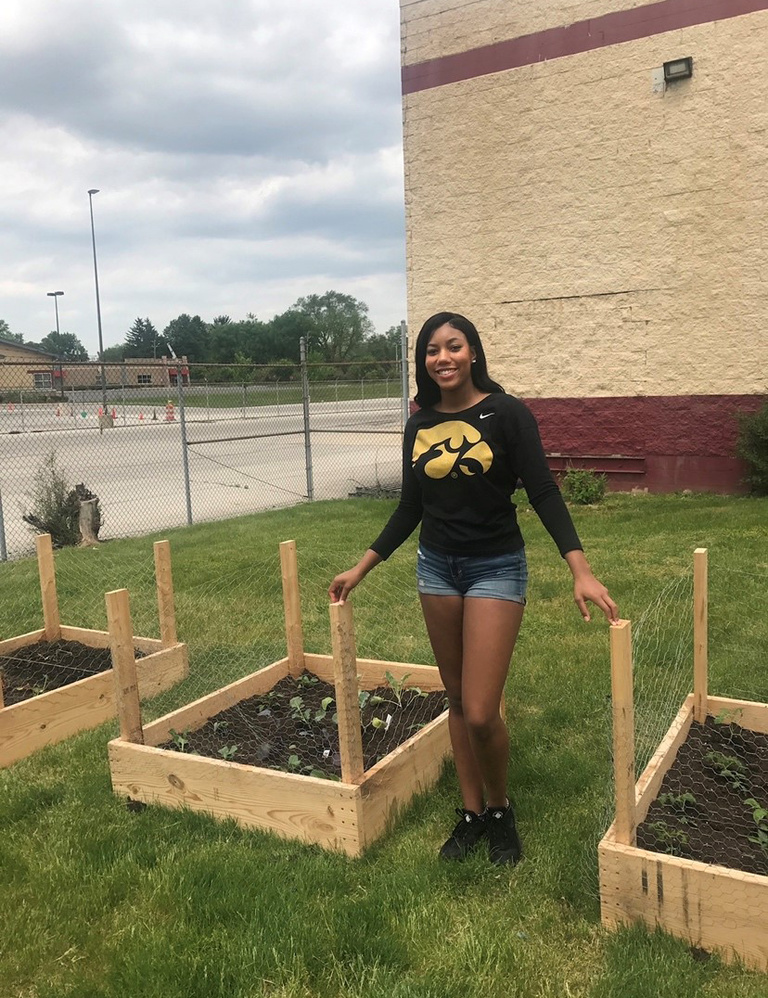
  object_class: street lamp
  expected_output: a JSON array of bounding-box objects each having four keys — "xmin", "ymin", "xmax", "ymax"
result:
[
  {"xmin": 46, "ymin": 290, "xmax": 64, "ymax": 401},
  {"xmin": 87, "ymin": 188, "xmax": 107, "ymax": 413}
]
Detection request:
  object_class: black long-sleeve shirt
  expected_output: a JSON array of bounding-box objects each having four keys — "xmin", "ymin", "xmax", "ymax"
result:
[{"xmin": 370, "ymin": 393, "xmax": 582, "ymax": 560}]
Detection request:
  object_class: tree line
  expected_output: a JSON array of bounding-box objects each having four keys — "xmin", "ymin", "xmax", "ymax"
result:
[{"xmin": 1, "ymin": 292, "xmax": 403, "ymax": 380}]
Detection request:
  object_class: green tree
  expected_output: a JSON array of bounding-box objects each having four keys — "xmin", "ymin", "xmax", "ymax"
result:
[
  {"xmin": 0, "ymin": 319, "xmax": 24, "ymax": 343},
  {"xmin": 293, "ymin": 291, "xmax": 373, "ymax": 364},
  {"xmin": 124, "ymin": 317, "xmax": 166, "ymax": 359},
  {"xmin": 365, "ymin": 325, "xmax": 401, "ymax": 362},
  {"xmin": 101, "ymin": 344, "xmax": 126, "ymax": 362},
  {"xmin": 163, "ymin": 314, "xmax": 209, "ymax": 361},
  {"xmin": 26, "ymin": 331, "xmax": 89, "ymax": 361}
]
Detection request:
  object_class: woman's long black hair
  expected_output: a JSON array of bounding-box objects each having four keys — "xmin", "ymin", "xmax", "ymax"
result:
[{"xmin": 413, "ymin": 312, "xmax": 506, "ymax": 409}]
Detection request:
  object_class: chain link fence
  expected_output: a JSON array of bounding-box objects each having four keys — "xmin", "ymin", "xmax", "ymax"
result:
[{"xmin": 0, "ymin": 336, "xmax": 410, "ymax": 562}]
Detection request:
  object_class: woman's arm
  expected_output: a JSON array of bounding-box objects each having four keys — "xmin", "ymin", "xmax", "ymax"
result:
[
  {"xmin": 565, "ymin": 549, "xmax": 619, "ymax": 623},
  {"xmin": 509, "ymin": 400, "xmax": 619, "ymax": 623},
  {"xmin": 329, "ymin": 425, "xmax": 423, "ymax": 603}
]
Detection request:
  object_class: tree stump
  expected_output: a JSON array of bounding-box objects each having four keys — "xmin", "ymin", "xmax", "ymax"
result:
[{"xmin": 79, "ymin": 499, "xmax": 100, "ymax": 546}]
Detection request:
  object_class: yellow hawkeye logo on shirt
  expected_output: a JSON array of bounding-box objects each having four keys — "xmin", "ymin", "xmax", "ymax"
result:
[{"xmin": 412, "ymin": 421, "xmax": 493, "ymax": 479}]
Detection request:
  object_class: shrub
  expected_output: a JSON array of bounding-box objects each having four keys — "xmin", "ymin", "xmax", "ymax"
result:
[
  {"xmin": 560, "ymin": 467, "xmax": 607, "ymax": 505},
  {"xmin": 22, "ymin": 451, "xmax": 102, "ymax": 547},
  {"xmin": 736, "ymin": 400, "xmax": 768, "ymax": 495}
]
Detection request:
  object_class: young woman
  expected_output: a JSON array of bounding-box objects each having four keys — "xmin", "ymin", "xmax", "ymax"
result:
[{"xmin": 329, "ymin": 312, "xmax": 618, "ymax": 866}]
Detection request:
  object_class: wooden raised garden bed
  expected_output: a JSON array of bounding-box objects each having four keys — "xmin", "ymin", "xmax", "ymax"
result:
[
  {"xmin": 0, "ymin": 534, "xmax": 188, "ymax": 768},
  {"xmin": 108, "ymin": 540, "xmax": 453, "ymax": 856},
  {"xmin": 599, "ymin": 549, "xmax": 768, "ymax": 971}
]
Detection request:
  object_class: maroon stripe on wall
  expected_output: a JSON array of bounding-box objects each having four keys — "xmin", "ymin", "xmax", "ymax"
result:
[
  {"xmin": 402, "ymin": 0, "xmax": 768, "ymax": 94},
  {"xmin": 523, "ymin": 394, "xmax": 764, "ymax": 493}
]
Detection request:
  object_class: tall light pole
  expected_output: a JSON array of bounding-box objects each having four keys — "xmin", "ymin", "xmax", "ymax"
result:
[
  {"xmin": 87, "ymin": 188, "xmax": 107, "ymax": 412},
  {"xmin": 46, "ymin": 290, "xmax": 64, "ymax": 401}
]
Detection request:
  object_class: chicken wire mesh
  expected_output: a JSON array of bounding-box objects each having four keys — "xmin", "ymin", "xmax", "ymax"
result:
[
  {"xmin": 141, "ymin": 537, "xmax": 445, "ymax": 780},
  {"xmin": 0, "ymin": 357, "xmax": 405, "ymax": 563},
  {"xmin": 586, "ymin": 551, "xmax": 768, "ymax": 889},
  {"xmin": 0, "ymin": 541, "xmax": 159, "ymax": 708}
]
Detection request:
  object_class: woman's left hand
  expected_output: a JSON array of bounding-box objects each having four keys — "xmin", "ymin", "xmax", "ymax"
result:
[{"xmin": 573, "ymin": 573, "xmax": 619, "ymax": 624}]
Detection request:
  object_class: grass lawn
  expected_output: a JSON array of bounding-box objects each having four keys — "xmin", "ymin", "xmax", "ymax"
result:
[{"xmin": 1, "ymin": 492, "xmax": 767, "ymax": 997}]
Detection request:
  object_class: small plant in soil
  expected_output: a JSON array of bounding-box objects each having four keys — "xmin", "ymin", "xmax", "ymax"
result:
[
  {"xmin": 743, "ymin": 798, "xmax": 768, "ymax": 857},
  {"xmin": 314, "ymin": 696, "xmax": 336, "ymax": 723},
  {"xmin": 169, "ymin": 728, "xmax": 190, "ymax": 752},
  {"xmin": 704, "ymin": 751, "xmax": 750, "ymax": 792},
  {"xmin": 217, "ymin": 744, "xmax": 239, "ymax": 760},
  {"xmin": 647, "ymin": 820, "xmax": 690, "ymax": 857},
  {"xmin": 289, "ymin": 695, "xmax": 312, "ymax": 723},
  {"xmin": 657, "ymin": 792, "xmax": 698, "ymax": 823}
]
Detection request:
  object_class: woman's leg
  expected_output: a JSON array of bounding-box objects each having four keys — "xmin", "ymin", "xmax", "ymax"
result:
[
  {"xmin": 460, "ymin": 597, "xmax": 525, "ymax": 807},
  {"xmin": 419, "ymin": 593, "xmax": 485, "ymax": 814}
]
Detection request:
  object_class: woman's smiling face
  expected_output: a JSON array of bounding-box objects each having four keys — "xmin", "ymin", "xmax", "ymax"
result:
[{"xmin": 424, "ymin": 323, "xmax": 476, "ymax": 392}]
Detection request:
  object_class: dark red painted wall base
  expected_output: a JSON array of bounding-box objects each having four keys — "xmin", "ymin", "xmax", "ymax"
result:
[{"xmin": 523, "ymin": 394, "xmax": 764, "ymax": 494}]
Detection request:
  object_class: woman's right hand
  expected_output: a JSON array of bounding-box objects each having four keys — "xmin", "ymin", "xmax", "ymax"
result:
[{"xmin": 328, "ymin": 566, "xmax": 364, "ymax": 604}]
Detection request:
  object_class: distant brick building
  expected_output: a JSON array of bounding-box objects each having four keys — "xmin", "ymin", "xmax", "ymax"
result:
[
  {"xmin": 0, "ymin": 339, "xmax": 190, "ymax": 393},
  {"xmin": 400, "ymin": 0, "xmax": 768, "ymax": 491}
]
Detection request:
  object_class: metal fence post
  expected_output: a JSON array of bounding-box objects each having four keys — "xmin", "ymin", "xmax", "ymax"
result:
[
  {"xmin": 177, "ymin": 376, "xmax": 193, "ymax": 525},
  {"xmin": 0, "ymin": 484, "xmax": 7, "ymax": 562},
  {"xmin": 300, "ymin": 337, "xmax": 314, "ymax": 501},
  {"xmin": 400, "ymin": 319, "xmax": 410, "ymax": 429}
]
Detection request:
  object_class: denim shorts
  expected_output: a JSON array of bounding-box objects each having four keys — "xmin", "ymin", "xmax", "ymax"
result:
[{"xmin": 416, "ymin": 543, "xmax": 528, "ymax": 603}]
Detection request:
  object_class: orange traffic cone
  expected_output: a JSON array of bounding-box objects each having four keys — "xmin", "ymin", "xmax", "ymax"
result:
[
  {"xmin": 111, "ymin": 407, "xmax": 117, "ymax": 419},
  {"xmin": 139, "ymin": 411, "xmax": 144, "ymax": 421},
  {"xmin": 165, "ymin": 399, "xmax": 175, "ymax": 421}
]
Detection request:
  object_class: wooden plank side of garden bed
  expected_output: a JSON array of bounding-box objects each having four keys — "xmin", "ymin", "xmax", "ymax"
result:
[
  {"xmin": 0, "ymin": 645, "xmax": 188, "ymax": 768},
  {"xmin": 358, "ymin": 710, "xmax": 451, "ymax": 849},
  {"xmin": 599, "ymin": 838, "xmax": 768, "ymax": 972},
  {"xmin": 0, "ymin": 630, "xmax": 46, "ymax": 656},
  {"xmin": 706, "ymin": 696, "xmax": 768, "ymax": 735},
  {"xmin": 304, "ymin": 654, "xmax": 445, "ymax": 691},
  {"xmin": 60, "ymin": 626, "xmax": 163, "ymax": 654},
  {"xmin": 109, "ymin": 740, "xmax": 364, "ymax": 855},
  {"xmin": 141, "ymin": 658, "xmax": 291, "ymax": 745}
]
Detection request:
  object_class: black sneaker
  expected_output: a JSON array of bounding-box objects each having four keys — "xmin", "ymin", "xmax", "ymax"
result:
[
  {"xmin": 486, "ymin": 803, "xmax": 522, "ymax": 866},
  {"xmin": 439, "ymin": 808, "xmax": 487, "ymax": 860}
]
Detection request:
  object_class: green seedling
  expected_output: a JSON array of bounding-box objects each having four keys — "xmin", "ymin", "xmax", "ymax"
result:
[
  {"xmin": 648, "ymin": 820, "xmax": 690, "ymax": 857},
  {"xmin": 287, "ymin": 754, "xmax": 301, "ymax": 771},
  {"xmin": 358, "ymin": 690, "xmax": 371, "ymax": 710},
  {"xmin": 385, "ymin": 670, "xmax": 410, "ymax": 706},
  {"xmin": 314, "ymin": 696, "xmax": 335, "ymax": 722},
  {"xmin": 704, "ymin": 751, "xmax": 749, "ymax": 792},
  {"xmin": 213, "ymin": 720, "xmax": 229, "ymax": 734},
  {"xmin": 217, "ymin": 744, "xmax": 239, "ymax": 761},
  {"xmin": 744, "ymin": 798, "xmax": 768, "ymax": 855},
  {"xmin": 714, "ymin": 707, "xmax": 744, "ymax": 726},
  {"xmin": 169, "ymin": 728, "xmax": 190, "ymax": 753},
  {"xmin": 658, "ymin": 792, "xmax": 698, "ymax": 823},
  {"xmin": 296, "ymin": 674, "xmax": 319, "ymax": 688},
  {"xmin": 289, "ymin": 695, "xmax": 311, "ymax": 723}
]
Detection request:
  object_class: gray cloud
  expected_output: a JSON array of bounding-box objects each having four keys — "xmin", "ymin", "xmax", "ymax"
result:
[{"xmin": 0, "ymin": 0, "xmax": 407, "ymax": 350}]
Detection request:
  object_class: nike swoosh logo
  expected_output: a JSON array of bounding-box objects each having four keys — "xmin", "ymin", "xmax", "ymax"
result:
[{"xmin": 479, "ymin": 412, "xmax": 493, "ymax": 419}]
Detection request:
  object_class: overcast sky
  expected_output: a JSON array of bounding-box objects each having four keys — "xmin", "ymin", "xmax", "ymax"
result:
[{"xmin": 0, "ymin": 0, "xmax": 406, "ymax": 355}]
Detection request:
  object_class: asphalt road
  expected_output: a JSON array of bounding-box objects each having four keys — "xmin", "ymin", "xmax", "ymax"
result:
[{"xmin": 0, "ymin": 400, "xmax": 404, "ymax": 561}]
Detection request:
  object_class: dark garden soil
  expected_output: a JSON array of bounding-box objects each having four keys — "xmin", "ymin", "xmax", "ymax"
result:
[
  {"xmin": 637, "ymin": 716, "xmax": 768, "ymax": 877},
  {"xmin": 0, "ymin": 640, "xmax": 144, "ymax": 707},
  {"xmin": 157, "ymin": 671, "xmax": 449, "ymax": 780}
]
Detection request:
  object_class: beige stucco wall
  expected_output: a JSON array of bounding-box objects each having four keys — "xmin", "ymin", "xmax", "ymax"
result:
[
  {"xmin": 402, "ymin": 6, "xmax": 768, "ymax": 398},
  {"xmin": 402, "ymin": 0, "xmax": 652, "ymax": 65}
]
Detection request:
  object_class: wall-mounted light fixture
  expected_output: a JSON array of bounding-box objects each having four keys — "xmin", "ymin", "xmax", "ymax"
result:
[{"xmin": 663, "ymin": 57, "xmax": 693, "ymax": 83}]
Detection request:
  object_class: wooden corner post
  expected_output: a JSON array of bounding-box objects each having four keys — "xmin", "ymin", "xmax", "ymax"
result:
[
  {"xmin": 329, "ymin": 600, "xmax": 365, "ymax": 784},
  {"xmin": 610, "ymin": 620, "xmax": 636, "ymax": 846},
  {"xmin": 106, "ymin": 589, "xmax": 145, "ymax": 744},
  {"xmin": 36, "ymin": 533, "xmax": 61, "ymax": 641},
  {"xmin": 280, "ymin": 540, "xmax": 304, "ymax": 677},
  {"xmin": 693, "ymin": 547, "xmax": 708, "ymax": 724},
  {"xmin": 153, "ymin": 540, "xmax": 178, "ymax": 647}
]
